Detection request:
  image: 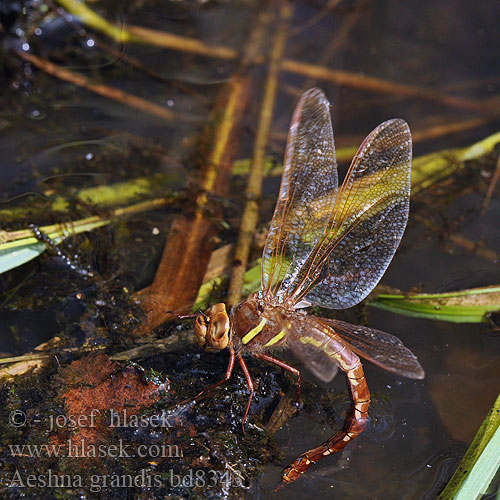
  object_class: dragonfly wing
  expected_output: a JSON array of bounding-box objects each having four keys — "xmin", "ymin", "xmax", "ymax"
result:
[
  {"xmin": 319, "ymin": 316, "xmax": 425, "ymax": 379},
  {"xmin": 284, "ymin": 314, "xmax": 341, "ymax": 383},
  {"xmin": 295, "ymin": 119, "xmax": 412, "ymax": 308},
  {"xmin": 261, "ymin": 88, "xmax": 338, "ymax": 294}
]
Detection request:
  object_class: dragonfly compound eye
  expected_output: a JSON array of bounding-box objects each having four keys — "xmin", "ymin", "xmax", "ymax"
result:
[
  {"xmin": 195, "ymin": 303, "xmax": 230, "ymax": 352},
  {"xmin": 206, "ymin": 312, "xmax": 230, "ymax": 350},
  {"xmin": 194, "ymin": 314, "xmax": 209, "ymax": 350}
]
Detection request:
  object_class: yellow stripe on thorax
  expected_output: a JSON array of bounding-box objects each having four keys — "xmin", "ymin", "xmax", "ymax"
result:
[
  {"xmin": 242, "ymin": 318, "xmax": 267, "ymax": 344},
  {"xmin": 263, "ymin": 329, "xmax": 287, "ymax": 347}
]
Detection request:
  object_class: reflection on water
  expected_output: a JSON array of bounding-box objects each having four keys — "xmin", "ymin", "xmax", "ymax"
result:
[{"xmin": 0, "ymin": 0, "xmax": 499, "ymax": 498}]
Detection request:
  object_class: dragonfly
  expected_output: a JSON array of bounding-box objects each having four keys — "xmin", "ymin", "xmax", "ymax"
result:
[{"xmin": 192, "ymin": 88, "xmax": 424, "ymax": 486}]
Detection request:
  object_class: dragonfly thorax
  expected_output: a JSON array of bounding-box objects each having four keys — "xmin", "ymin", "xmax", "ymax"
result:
[
  {"xmin": 195, "ymin": 295, "xmax": 289, "ymax": 354},
  {"xmin": 230, "ymin": 294, "xmax": 290, "ymax": 353}
]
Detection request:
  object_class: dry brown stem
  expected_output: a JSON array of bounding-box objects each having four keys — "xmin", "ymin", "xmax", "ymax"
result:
[
  {"xmin": 15, "ymin": 50, "xmax": 184, "ymax": 122},
  {"xmin": 280, "ymin": 59, "xmax": 492, "ymax": 114},
  {"xmin": 53, "ymin": 0, "xmax": 494, "ymax": 113},
  {"xmin": 481, "ymin": 153, "xmax": 500, "ymax": 215},
  {"xmin": 414, "ymin": 214, "xmax": 498, "ymax": 263},
  {"xmin": 135, "ymin": 4, "xmax": 275, "ymax": 332},
  {"xmin": 226, "ymin": 2, "xmax": 292, "ymax": 307}
]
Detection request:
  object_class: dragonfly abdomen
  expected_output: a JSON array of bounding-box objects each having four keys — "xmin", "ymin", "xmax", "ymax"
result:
[{"xmin": 282, "ymin": 360, "xmax": 370, "ymax": 483}]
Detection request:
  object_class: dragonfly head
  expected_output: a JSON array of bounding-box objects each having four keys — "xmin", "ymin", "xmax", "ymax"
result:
[{"xmin": 194, "ymin": 303, "xmax": 230, "ymax": 352}]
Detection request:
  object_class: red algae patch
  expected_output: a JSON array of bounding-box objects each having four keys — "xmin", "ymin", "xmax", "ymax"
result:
[{"xmin": 51, "ymin": 354, "xmax": 163, "ymax": 458}]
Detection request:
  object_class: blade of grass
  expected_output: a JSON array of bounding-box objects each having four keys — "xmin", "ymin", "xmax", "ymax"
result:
[
  {"xmin": 412, "ymin": 131, "xmax": 500, "ymax": 193},
  {"xmin": 370, "ymin": 286, "xmax": 500, "ymax": 323},
  {"xmin": 438, "ymin": 393, "xmax": 500, "ymax": 500},
  {"xmin": 0, "ymin": 198, "xmax": 171, "ymax": 274},
  {"xmin": 0, "ymin": 241, "xmax": 48, "ymax": 274},
  {"xmin": 0, "ymin": 174, "xmax": 176, "ymax": 221}
]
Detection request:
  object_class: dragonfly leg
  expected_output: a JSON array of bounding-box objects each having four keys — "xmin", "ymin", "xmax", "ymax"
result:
[
  {"xmin": 179, "ymin": 347, "xmax": 235, "ymax": 405},
  {"xmin": 254, "ymin": 353, "xmax": 302, "ymax": 407},
  {"xmin": 280, "ymin": 360, "xmax": 370, "ymax": 486},
  {"xmin": 237, "ymin": 355, "xmax": 255, "ymax": 431}
]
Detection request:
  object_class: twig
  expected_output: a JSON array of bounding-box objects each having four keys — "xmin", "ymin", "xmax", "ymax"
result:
[
  {"xmin": 110, "ymin": 331, "xmax": 196, "ymax": 361},
  {"xmin": 204, "ymin": 244, "xmax": 234, "ymax": 282},
  {"xmin": 280, "ymin": 59, "xmax": 492, "ymax": 114},
  {"xmin": 414, "ymin": 214, "xmax": 498, "ymax": 263},
  {"xmin": 46, "ymin": 4, "xmax": 199, "ymax": 104},
  {"xmin": 288, "ymin": 0, "xmax": 342, "ymax": 37},
  {"xmin": 0, "ymin": 346, "xmax": 106, "ymax": 365},
  {"xmin": 265, "ymin": 389, "xmax": 298, "ymax": 435},
  {"xmin": 15, "ymin": 50, "xmax": 192, "ymax": 123},
  {"xmin": 412, "ymin": 117, "xmax": 493, "ymax": 143},
  {"xmin": 0, "ymin": 197, "xmax": 172, "ymax": 246},
  {"xmin": 0, "ymin": 172, "xmax": 176, "ymax": 221},
  {"xmin": 443, "ymin": 75, "xmax": 500, "ymax": 91},
  {"xmin": 126, "ymin": 24, "xmax": 237, "ymax": 60},
  {"xmin": 275, "ymin": 3, "xmax": 363, "ymax": 134},
  {"xmin": 52, "ymin": 0, "xmax": 237, "ymax": 58},
  {"xmin": 0, "ymin": 343, "xmax": 107, "ymax": 380},
  {"xmin": 53, "ymin": 0, "xmax": 493, "ymax": 113},
  {"xmin": 481, "ymin": 153, "xmax": 500, "ymax": 215},
  {"xmin": 135, "ymin": 3, "xmax": 275, "ymax": 331},
  {"xmin": 271, "ymin": 115, "xmax": 495, "ymax": 162},
  {"xmin": 301, "ymin": 1, "xmax": 362, "ymax": 86},
  {"xmin": 226, "ymin": 2, "xmax": 292, "ymax": 307},
  {"xmin": 448, "ymin": 234, "xmax": 498, "ymax": 263}
]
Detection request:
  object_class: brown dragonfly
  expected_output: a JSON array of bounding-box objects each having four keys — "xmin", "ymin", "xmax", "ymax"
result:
[{"xmin": 192, "ymin": 88, "xmax": 424, "ymax": 486}]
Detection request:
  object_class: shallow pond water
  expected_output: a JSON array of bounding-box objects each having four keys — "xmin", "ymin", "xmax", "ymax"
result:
[{"xmin": 0, "ymin": 1, "xmax": 499, "ymax": 499}]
